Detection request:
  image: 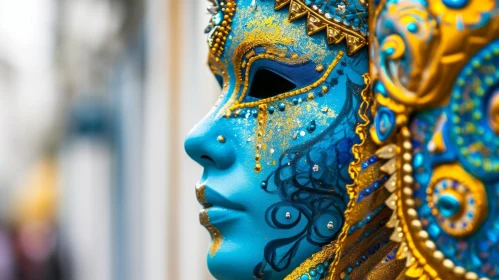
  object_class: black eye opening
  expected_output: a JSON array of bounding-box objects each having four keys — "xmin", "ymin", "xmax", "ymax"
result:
[{"xmin": 248, "ymin": 69, "xmax": 297, "ymax": 99}]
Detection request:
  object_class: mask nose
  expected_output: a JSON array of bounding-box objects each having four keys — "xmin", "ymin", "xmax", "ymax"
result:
[{"xmin": 184, "ymin": 120, "xmax": 236, "ymax": 170}]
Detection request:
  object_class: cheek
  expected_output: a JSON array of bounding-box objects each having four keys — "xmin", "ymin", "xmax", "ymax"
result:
[{"xmin": 253, "ymin": 87, "xmax": 348, "ymax": 173}]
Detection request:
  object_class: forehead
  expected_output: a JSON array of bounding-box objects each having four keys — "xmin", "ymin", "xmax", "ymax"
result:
[
  {"xmin": 206, "ymin": 0, "xmax": 369, "ymax": 65},
  {"xmin": 211, "ymin": 0, "xmax": 333, "ymax": 63}
]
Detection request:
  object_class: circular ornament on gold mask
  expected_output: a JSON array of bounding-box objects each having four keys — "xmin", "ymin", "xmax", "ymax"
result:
[
  {"xmin": 448, "ymin": 40, "xmax": 499, "ymax": 181},
  {"xmin": 427, "ymin": 164, "xmax": 488, "ymax": 238}
]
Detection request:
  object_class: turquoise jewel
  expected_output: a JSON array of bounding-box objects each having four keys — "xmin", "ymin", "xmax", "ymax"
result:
[
  {"xmin": 437, "ymin": 194, "xmax": 462, "ymax": 218},
  {"xmin": 375, "ymin": 107, "xmax": 396, "ymax": 142},
  {"xmin": 407, "ymin": 22, "xmax": 419, "ymax": 33},
  {"xmin": 268, "ymin": 106, "xmax": 275, "ymax": 114},
  {"xmin": 316, "ymin": 264, "xmax": 325, "ymax": 274},
  {"xmin": 442, "ymin": 0, "xmax": 470, "ymax": 9},
  {"xmin": 413, "ymin": 152, "xmax": 424, "ymax": 168}
]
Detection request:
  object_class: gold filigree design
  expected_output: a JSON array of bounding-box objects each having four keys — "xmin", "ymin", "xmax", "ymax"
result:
[
  {"xmin": 326, "ymin": 74, "xmax": 374, "ymax": 279},
  {"xmin": 274, "ymin": 0, "xmax": 367, "ymax": 55},
  {"xmin": 216, "ymin": 40, "xmax": 295, "ymax": 118},
  {"xmin": 371, "ymin": 0, "xmax": 499, "ymax": 112},
  {"xmin": 227, "ymin": 50, "xmax": 344, "ymax": 113},
  {"xmin": 346, "ymin": 74, "xmax": 372, "ymax": 199}
]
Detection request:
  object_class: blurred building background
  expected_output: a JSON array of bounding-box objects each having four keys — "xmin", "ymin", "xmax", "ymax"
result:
[{"xmin": 0, "ymin": 0, "xmax": 219, "ymax": 279}]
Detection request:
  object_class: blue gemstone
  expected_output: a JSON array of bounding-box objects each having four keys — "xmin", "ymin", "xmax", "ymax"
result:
[
  {"xmin": 487, "ymin": 231, "xmax": 499, "ymax": 243},
  {"xmin": 407, "ymin": 22, "xmax": 419, "ymax": 33},
  {"xmin": 436, "ymin": 194, "xmax": 462, "ymax": 218},
  {"xmin": 316, "ymin": 264, "xmax": 325, "ymax": 274},
  {"xmin": 361, "ymin": 161, "xmax": 369, "ymax": 169},
  {"xmin": 375, "ymin": 107, "xmax": 396, "ymax": 142},
  {"xmin": 278, "ymin": 103, "xmax": 286, "ymax": 111},
  {"xmin": 309, "ymin": 268, "xmax": 317, "ymax": 277},
  {"xmin": 307, "ymin": 120, "xmax": 317, "ymax": 133},
  {"xmin": 413, "ymin": 152, "xmax": 424, "ymax": 168},
  {"xmin": 268, "ymin": 106, "xmax": 275, "ymax": 114},
  {"xmin": 374, "ymin": 81, "xmax": 387, "ymax": 96},
  {"xmin": 420, "ymin": 205, "xmax": 432, "ymax": 216},
  {"xmin": 442, "ymin": 0, "xmax": 470, "ymax": 9},
  {"xmin": 260, "ymin": 181, "xmax": 267, "ymax": 189},
  {"xmin": 384, "ymin": 47, "xmax": 395, "ymax": 55},
  {"xmin": 427, "ymin": 224, "xmax": 441, "ymax": 238},
  {"xmin": 292, "ymin": 98, "xmax": 299, "ymax": 105},
  {"xmin": 300, "ymin": 274, "xmax": 310, "ymax": 280},
  {"xmin": 471, "ymin": 252, "xmax": 482, "ymax": 268}
]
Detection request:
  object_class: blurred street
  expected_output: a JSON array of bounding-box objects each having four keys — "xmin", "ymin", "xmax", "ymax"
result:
[{"xmin": 0, "ymin": 0, "xmax": 219, "ymax": 279}]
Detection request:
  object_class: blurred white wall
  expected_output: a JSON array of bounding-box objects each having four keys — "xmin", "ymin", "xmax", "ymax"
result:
[
  {"xmin": 0, "ymin": 0, "xmax": 220, "ymax": 279},
  {"xmin": 0, "ymin": 0, "xmax": 62, "ymax": 214},
  {"xmin": 142, "ymin": 0, "xmax": 220, "ymax": 279}
]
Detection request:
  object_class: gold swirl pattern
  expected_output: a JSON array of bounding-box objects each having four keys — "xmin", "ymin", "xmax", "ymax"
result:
[{"xmin": 370, "ymin": 0, "xmax": 499, "ymax": 145}]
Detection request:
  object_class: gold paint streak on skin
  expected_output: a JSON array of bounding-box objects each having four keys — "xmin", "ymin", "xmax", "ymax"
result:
[
  {"xmin": 255, "ymin": 104, "xmax": 268, "ymax": 173},
  {"xmin": 195, "ymin": 184, "xmax": 212, "ymax": 208},
  {"xmin": 199, "ymin": 210, "xmax": 223, "ymax": 257}
]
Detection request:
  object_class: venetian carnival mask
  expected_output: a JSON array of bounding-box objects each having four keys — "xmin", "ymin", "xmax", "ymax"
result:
[{"xmin": 185, "ymin": 0, "xmax": 499, "ymax": 279}]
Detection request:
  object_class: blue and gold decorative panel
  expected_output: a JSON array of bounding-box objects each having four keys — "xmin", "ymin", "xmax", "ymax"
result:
[{"xmin": 370, "ymin": 0, "xmax": 499, "ymax": 279}]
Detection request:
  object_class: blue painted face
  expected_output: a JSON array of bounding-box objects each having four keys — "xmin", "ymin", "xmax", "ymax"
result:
[{"xmin": 185, "ymin": 0, "xmax": 368, "ymax": 278}]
